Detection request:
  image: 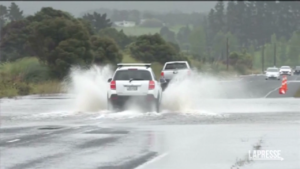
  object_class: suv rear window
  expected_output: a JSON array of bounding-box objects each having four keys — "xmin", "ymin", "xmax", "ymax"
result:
[
  {"xmin": 164, "ymin": 63, "xmax": 188, "ymax": 70},
  {"xmin": 113, "ymin": 70, "xmax": 152, "ymax": 81},
  {"xmin": 267, "ymin": 68, "xmax": 278, "ymax": 72}
]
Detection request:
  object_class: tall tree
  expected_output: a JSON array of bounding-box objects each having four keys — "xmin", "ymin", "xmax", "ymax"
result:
[
  {"xmin": 214, "ymin": 0, "xmax": 226, "ymax": 33},
  {"xmin": 0, "ymin": 5, "xmax": 8, "ymax": 36},
  {"xmin": 8, "ymin": 2, "xmax": 24, "ymax": 21},
  {"xmin": 82, "ymin": 12, "xmax": 112, "ymax": 32},
  {"xmin": 208, "ymin": 9, "xmax": 217, "ymax": 36},
  {"xmin": 189, "ymin": 26, "xmax": 206, "ymax": 59},
  {"xmin": 226, "ymin": 1, "xmax": 237, "ymax": 34},
  {"xmin": 159, "ymin": 26, "xmax": 177, "ymax": 44},
  {"xmin": 176, "ymin": 25, "xmax": 191, "ymax": 50}
]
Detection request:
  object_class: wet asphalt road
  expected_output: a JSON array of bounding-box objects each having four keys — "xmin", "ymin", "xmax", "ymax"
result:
[{"xmin": 1, "ymin": 75, "xmax": 300, "ymax": 169}]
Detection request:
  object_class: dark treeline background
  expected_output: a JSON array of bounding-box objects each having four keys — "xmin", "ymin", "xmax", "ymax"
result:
[
  {"xmin": 83, "ymin": 1, "xmax": 300, "ymax": 66},
  {"xmin": 1, "ymin": 1, "xmax": 300, "ymax": 81}
]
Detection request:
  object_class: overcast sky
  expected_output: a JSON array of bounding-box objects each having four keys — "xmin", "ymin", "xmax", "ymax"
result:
[{"xmin": 0, "ymin": 1, "xmax": 217, "ymax": 17}]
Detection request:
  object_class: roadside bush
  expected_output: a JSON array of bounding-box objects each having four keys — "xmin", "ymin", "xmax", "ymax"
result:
[
  {"xmin": 0, "ymin": 57, "xmax": 50, "ymax": 82},
  {"xmin": 0, "ymin": 57, "xmax": 57, "ymax": 98}
]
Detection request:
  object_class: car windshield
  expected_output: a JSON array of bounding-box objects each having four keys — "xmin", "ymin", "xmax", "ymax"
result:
[
  {"xmin": 281, "ymin": 66, "xmax": 290, "ymax": 69},
  {"xmin": 267, "ymin": 68, "xmax": 278, "ymax": 72},
  {"xmin": 164, "ymin": 63, "xmax": 188, "ymax": 70},
  {"xmin": 296, "ymin": 66, "xmax": 300, "ymax": 69},
  {"xmin": 113, "ymin": 70, "xmax": 152, "ymax": 80}
]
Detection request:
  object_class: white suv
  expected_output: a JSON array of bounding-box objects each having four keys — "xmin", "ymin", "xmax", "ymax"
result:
[
  {"xmin": 107, "ymin": 63, "xmax": 163, "ymax": 112},
  {"xmin": 265, "ymin": 67, "xmax": 280, "ymax": 80}
]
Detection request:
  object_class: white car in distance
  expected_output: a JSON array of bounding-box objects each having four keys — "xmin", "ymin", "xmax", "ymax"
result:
[
  {"xmin": 107, "ymin": 63, "xmax": 164, "ymax": 112},
  {"xmin": 265, "ymin": 67, "xmax": 280, "ymax": 80},
  {"xmin": 279, "ymin": 66, "xmax": 293, "ymax": 76}
]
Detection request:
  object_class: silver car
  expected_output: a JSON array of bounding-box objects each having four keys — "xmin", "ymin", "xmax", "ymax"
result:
[
  {"xmin": 265, "ymin": 68, "xmax": 280, "ymax": 80},
  {"xmin": 279, "ymin": 66, "xmax": 293, "ymax": 76}
]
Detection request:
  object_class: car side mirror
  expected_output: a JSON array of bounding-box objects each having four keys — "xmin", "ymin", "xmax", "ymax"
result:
[{"xmin": 107, "ymin": 78, "xmax": 112, "ymax": 83}]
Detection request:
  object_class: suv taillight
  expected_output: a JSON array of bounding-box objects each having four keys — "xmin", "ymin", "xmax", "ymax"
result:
[
  {"xmin": 188, "ymin": 70, "xmax": 191, "ymax": 76},
  {"xmin": 161, "ymin": 72, "xmax": 164, "ymax": 77},
  {"xmin": 149, "ymin": 80, "xmax": 155, "ymax": 90},
  {"xmin": 110, "ymin": 80, "xmax": 116, "ymax": 90}
]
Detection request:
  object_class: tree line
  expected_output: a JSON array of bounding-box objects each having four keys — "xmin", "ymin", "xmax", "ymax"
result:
[
  {"xmin": 208, "ymin": 1, "xmax": 300, "ymax": 48},
  {"xmin": 0, "ymin": 4, "xmax": 188, "ymax": 80},
  {"xmin": 1, "ymin": 2, "xmax": 299, "ymax": 82},
  {"xmin": 82, "ymin": 7, "xmax": 205, "ymax": 28},
  {"xmin": 84, "ymin": 1, "xmax": 300, "ymax": 67}
]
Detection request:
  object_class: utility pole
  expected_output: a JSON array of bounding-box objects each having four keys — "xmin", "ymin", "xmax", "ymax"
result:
[
  {"xmin": 262, "ymin": 45, "xmax": 265, "ymax": 73},
  {"xmin": 226, "ymin": 37, "xmax": 229, "ymax": 71},
  {"xmin": 274, "ymin": 43, "xmax": 276, "ymax": 67}
]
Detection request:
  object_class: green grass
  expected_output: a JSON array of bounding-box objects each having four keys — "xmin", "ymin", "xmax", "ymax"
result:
[
  {"xmin": 294, "ymin": 87, "xmax": 300, "ymax": 97},
  {"xmin": 0, "ymin": 57, "xmax": 62, "ymax": 98},
  {"xmin": 115, "ymin": 25, "xmax": 184, "ymax": 36}
]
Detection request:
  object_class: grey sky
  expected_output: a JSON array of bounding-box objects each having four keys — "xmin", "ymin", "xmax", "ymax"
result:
[{"xmin": 0, "ymin": 1, "xmax": 217, "ymax": 17}]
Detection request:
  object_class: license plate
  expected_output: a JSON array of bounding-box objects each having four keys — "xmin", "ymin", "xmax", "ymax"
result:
[{"xmin": 127, "ymin": 86, "xmax": 137, "ymax": 91}]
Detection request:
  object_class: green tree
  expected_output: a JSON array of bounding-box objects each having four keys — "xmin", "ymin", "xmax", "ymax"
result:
[
  {"xmin": 8, "ymin": 2, "xmax": 24, "ymax": 21},
  {"xmin": 98, "ymin": 27, "xmax": 133, "ymax": 49},
  {"xmin": 226, "ymin": 1, "xmax": 237, "ymax": 34},
  {"xmin": 211, "ymin": 31, "xmax": 226, "ymax": 60},
  {"xmin": 90, "ymin": 35, "xmax": 122, "ymax": 65},
  {"xmin": 278, "ymin": 37, "xmax": 288, "ymax": 65},
  {"xmin": 159, "ymin": 26, "xmax": 177, "ymax": 44},
  {"xmin": 0, "ymin": 5, "xmax": 8, "ymax": 30},
  {"xmin": 28, "ymin": 16, "xmax": 93, "ymax": 79},
  {"xmin": 214, "ymin": 0, "xmax": 226, "ymax": 33},
  {"xmin": 226, "ymin": 32, "xmax": 239, "ymax": 52},
  {"xmin": 129, "ymin": 34, "xmax": 181, "ymax": 64},
  {"xmin": 189, "ymin": 26, "xmax": 206, "ymax": 59},
  {"xmin": 0, "ymin": 19, "xmax": 32, "ymax": 61},
  {"xmin": 287, "ymin": 31, "xmax": 300, "ymax": 64},
  {"xmin": 176, "ymin": 25, "xmax": 191, "ymax": 50},
  {"xmin": 229, "ymin": 52, "xmax": 253, "ymax": 74},
  {"xmin": 82, "ymin": 12, "xmax": 112, "ymax": 32},
  {"xmin": 208, "ymin": 9, "xmax": 217, "ymax": 36}
]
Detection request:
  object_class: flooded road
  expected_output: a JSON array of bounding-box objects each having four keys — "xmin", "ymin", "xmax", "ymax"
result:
[{"xmin": 1, "ymin": 75, "xmax": 300, "ymax": 169}]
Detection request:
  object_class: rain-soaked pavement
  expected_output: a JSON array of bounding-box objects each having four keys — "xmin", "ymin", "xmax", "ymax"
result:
[{"xmin": 1, "ymin": 75, "xmax": 300, "ymax": 169}]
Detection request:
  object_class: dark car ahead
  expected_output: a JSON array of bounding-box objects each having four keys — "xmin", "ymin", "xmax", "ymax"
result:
[{"xmin": 294, "ymin": 66, "xmax": 300, "ymax": 75}]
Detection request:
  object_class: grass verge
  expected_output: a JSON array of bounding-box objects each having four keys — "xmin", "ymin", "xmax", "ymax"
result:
[
  {"xmin": 0, "ymin": 81, "xmax": 62, "ymax": 98},
  {"xmin": 0, "ymin": 57, "xmax": 62, "ymax": 98},
  {"xmin": 294, "ymin": 86, "xmax": 300, "ymax": 97}
]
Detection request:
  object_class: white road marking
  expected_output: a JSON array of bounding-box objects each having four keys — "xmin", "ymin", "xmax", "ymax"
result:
[
  {"xmin": 7, "ymin": 139, "xmax": 20, "ymax": 143},
  {"xmin": 264, "ymin": 76, "xmax": 300, "ymax": 98},
  {"xmin": 135, "ymin": 152, "xmax": 168, "ymax": 169},
  {"xmin": 264, "ymin": 86, "xmax": 282, "ymax": 98}
]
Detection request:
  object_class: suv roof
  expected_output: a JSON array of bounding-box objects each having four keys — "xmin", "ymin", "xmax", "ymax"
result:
[
  {"xmin": 165, "ymin": 61, "xmax": 188, "ymax": 64},
  {"xmin": 116, "ymin": 63, "xmax": 152, "ymax": 71}
]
